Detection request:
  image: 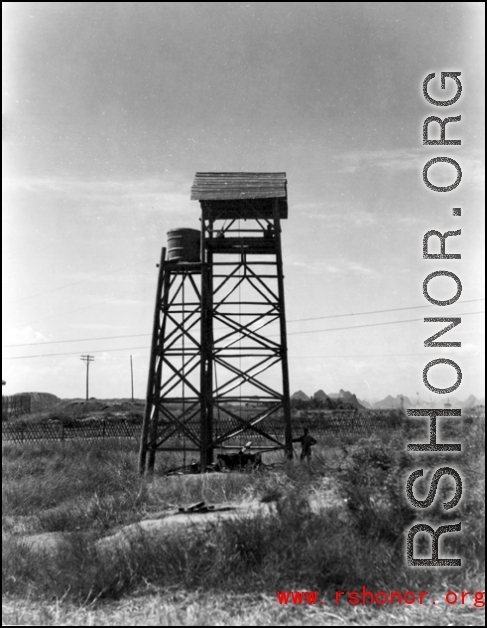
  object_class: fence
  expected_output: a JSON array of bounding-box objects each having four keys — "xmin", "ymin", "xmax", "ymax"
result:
[
  {"xmin": 217, "ymin": 409, "xmax": 403, "ymax": 441},
  {"xmin": 184, "ymin": 409, "xmax": 403, "ymax": 448},
  {"xmin": 2, "ymin": 420, "xmax": 140, "ymax": 443},
  {"xmin": 297, "ymin": 410, "xmax": 404, "ymax": 436},
  {"xmin": 1, "ymin": 411, "xmax": 403, "ymax": 445},
  {"xmin": 2, "ymin": 395, "xmax": 31, "ymax": 419}
]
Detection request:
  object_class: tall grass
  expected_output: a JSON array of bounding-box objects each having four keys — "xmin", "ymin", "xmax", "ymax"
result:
[
  {"xmin": 2, "ymin": 440, "xmax": 149, "ymax": 533},
  {"xmin": 2, "ymin": 440, "xmax": 283, "ymax": 534},
  {"xmin": 0, "ymin": 492, "xmax": 438, "ymax": 601},
  {"xmin": 2, "ymin": 418, "xmax": 485, "ymax": 604}
]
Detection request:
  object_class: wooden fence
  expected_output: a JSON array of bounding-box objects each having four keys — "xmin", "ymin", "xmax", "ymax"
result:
[
  {"xmin": 2, "ymin": 420, "xmax": 140, "ymax": 443},
  {"xmin": 2, "ymin": 395, "xmax": 31, "ymax": 419},
  {"xmin": 158, "ymin": 410, "xmax": 403, "ymax": 448},
  {"xmin": 215, "ymin": 410, "xmax": 403, "ymax": 441},
  {"xmin": 296, "ymin": 410, "xmax": 404, "ymax": 436},
  {"xmin": 1, "ymin": 411, "xmax": 403, "ymax": 445}
]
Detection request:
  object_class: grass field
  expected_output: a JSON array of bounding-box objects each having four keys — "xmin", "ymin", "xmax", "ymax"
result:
[{"xmin": 2, "ymin": 417, "xmax": 485, "ymax": 626}]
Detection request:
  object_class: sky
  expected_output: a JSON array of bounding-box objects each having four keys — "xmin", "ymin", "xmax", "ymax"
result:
[{"xmin": 2, "ymin": 2, "xmax": 485, "ymax": 402}]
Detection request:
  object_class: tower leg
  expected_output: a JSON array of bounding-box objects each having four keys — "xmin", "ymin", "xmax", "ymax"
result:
[
  {"xmin": 139, "ymin": 248, "xmax": 166, "ymax": 475},
  {"xmin": 200, "ymin": 221, "xmax": 214, "ymax": 471},
  {"xmin": 273, "ymin": 201, "xmax": 293, "ymax": 459}
]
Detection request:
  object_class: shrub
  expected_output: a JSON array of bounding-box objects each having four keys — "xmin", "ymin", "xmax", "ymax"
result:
[
  {"xmin": 336, "ymin": 419, "xmax": 485, "ymax": 588},
  {"xmin": 2, "ymin": 494, "xmax": 415, "ymax": 602},
  {"xmin": 337, "ymin": 435, "xmax": 417, "ymax": 543}
]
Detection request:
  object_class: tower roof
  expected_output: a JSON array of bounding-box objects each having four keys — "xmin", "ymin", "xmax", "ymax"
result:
[{"xmin": 191, "ymin": 172, "xmax": 288, "ymax": 219}]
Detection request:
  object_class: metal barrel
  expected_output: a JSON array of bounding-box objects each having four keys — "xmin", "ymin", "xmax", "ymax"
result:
[{"xmin": 167, "ymin": 228, "xmax": 201, "ymax": 262}]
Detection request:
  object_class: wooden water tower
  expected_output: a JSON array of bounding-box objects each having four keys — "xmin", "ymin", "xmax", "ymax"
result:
[{"xmin": 139, "ymin": 173, "xmax": 293, "ymax": 474}]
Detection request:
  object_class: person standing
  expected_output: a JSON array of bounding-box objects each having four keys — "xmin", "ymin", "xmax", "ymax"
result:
[{"xmin": 293, "ymin": 428, "xmax": 317, "ymax": 461}]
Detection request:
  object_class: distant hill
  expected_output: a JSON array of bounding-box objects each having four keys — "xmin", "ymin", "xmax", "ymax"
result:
[
  {"xmin": 358, "ymin": 398, "xmax": 372, "ymax": 409},
  {"xmin": 313, "ymin": 389, "xmax": 329, "ymax": 402},
  {"xmin": 291, "ymin": 390, "xmax": 310, "ymax": 401},
  {"xmin": 370, "ymin": 394, "xmax": 485, "ymax": 410},
  {"xmin": 291, "ymin": 389, "xmax": 485, "ymax": 410},
  {"xmin": 372, "ymin": 395, "xmax": 411, "ymax": 410},
  {"xmin": 463, "ymin": 394, "xmax": 482, "ymax": 409},
  {"xmin": 339, "ymin": 389, "xmax": 364, "ymax": 409}
]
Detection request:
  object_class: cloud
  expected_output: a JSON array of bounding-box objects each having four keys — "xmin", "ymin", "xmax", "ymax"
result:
[
  {"xmin": 3, "ymin": 174, "xmax": 193, "ymax": 215},
  {"xmin": 291, "ymin": 257, "xmax": 378, "ymax": 277},
  {"xmin": 345, "ymin": 261, "xmax": 377, "ymax": 276},
  {"xmin": 331, "ymin": 149, "xmax": 485, "ymax": 183},
  {"xmin": 395, "ymin": 215, "xmax": 426, "ymax": 227},
  {"xmin": 294, "ymin": 200, "xmax": 378, "ymax": 227},
  {"xmin": 3, "ymin": 325, "xmax": 49, "ymax": 346},
  {"xmin": 314, "ymin": 208, "xmax": 379, "ymax": 229},
  {"xmin": 331, "ymin": 148, "xmax": 421, "ymax": 174}
]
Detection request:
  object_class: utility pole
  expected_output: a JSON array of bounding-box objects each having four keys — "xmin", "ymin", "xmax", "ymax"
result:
[
  {"xmin": 130, "ymin": 355, "xmax": 134, "ymax": 401},
  {"xmin": 80, "ymin": 355, "xmax": 95, "ymax": 400}
]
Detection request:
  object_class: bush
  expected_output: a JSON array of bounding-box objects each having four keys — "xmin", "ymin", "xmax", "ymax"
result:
[
  {"xmin": 336, "ymin": 419, "xmax": 485, "ymax": 588},
  {"xmin": 2, "ymin": 493, "xmax": 422, "ymax": 602},
  {"xmin": 337, "ymin": 435, "xmax": 417, "ymax": 543}
]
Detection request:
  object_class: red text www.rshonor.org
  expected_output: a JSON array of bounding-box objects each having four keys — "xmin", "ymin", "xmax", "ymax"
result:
[{"xmin": 276, "ymin": 588, "xmax": 485, "ymax": 608}]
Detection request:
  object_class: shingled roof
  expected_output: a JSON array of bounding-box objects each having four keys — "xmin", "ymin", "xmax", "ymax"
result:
[{"xmin": 191, "ymin": 172, "xmax": 288, "ymax": 219}]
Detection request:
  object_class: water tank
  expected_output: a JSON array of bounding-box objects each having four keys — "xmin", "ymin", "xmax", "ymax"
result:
[{"xmin": 167, "ymin": 228, "xmax": 201, "ymax": 262}]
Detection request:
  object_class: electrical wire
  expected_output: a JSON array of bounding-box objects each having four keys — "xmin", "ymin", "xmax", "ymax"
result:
[
  {"xmin": 5, "ymin": 258, "xmax": 155, "ymax": 305},
  {"xmin": 3, "ymin": 347, "xmax": 484, "ymax": 361},
  {"xmin": 286, "ymin": 298, "xmax": 484, "ymax": 322},
  {"xmin": 3, "ymin": 333, "xmax": 150, "ymax": 349},
  {"xmin": 13, "ymin": 286, "xmax": 154, "ymax": 327},
  {"xmin": 2, "ymin": 309, "xmax": 483, "ymax": 360},
  {"xmin": 286, "ymin": 310, "xmax": 484, "ymax": 336},
  {"xmin": 4, "ymin": 299, "xmax": 484, "ymax": 349}
]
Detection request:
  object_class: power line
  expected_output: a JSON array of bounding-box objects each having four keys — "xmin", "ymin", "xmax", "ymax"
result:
[
  {"xmin": 3, "ymin": 299, "xmax": 484, "ymax": 349},
  {"xmin": 6, "ymin": 257, "xmax": 155, "ymax": 305},
  {"xmin": 4, "ymin": 346, "xmax": 151, "ymax": 360},
  {"xmin": 2, "ymin": 310, "xmax": 483, "ymax": 360},
  {"xmin": 3, "ymin": 333, "xmax": 149, "ymax": 349},
  {"xmin": 286, "ymin": 298, "xmax": 484, "ymax": 322},
  {"xmin": 3, "ymin": 346, "xmax": 484, "ymax": 361},
  {"xmin": 286, "ymin": 310, "xmax": 484, "ymax": 336},
  {"xmin": 14, "ymin": 286, "xmax": 153, "ymax": 327}
]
